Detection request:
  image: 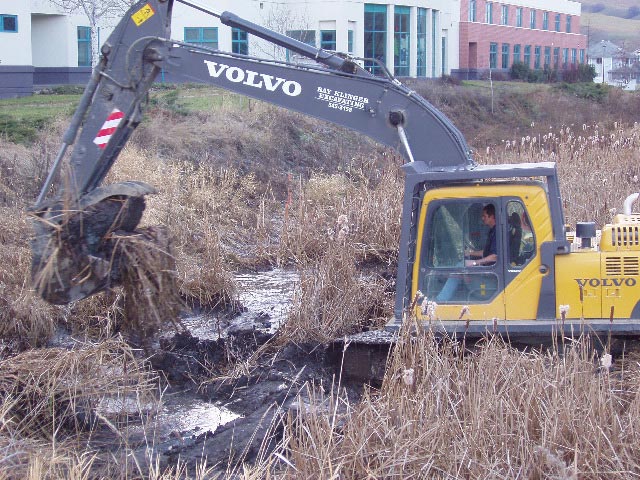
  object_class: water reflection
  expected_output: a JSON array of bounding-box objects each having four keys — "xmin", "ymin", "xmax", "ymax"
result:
[{"xmin": 181, "ymin": 268, "xmax": 299, "ymax": 339}]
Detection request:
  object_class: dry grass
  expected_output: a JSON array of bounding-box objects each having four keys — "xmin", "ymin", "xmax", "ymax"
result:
[
  {"xmin": 281, "ymin": 238, "xmax": 391, "ymax": 344},
  {"xmin": 478, "ymin": 122, "xmax": 640, "ymax": 227},
  {"xmin": 277, "ymin": 158, "xmax": 403, "ymax": 265},
  {"xmin": 116, "ymin": 227, "xmax": 184, "ymax": 342},
  {"xmin": 275, "ymin": 328, "xmax": 640, "ymax": 478},
  {"xmin": 1, "ymin": 87, "xmax": 640, "ymax": 478},
  {"xmin": 0, "ymin": 338, "xmax": 157, "ymax": 438},
  {"xmin": 0, "ymin": 206, "xmax": 57, "ymax": 349}
]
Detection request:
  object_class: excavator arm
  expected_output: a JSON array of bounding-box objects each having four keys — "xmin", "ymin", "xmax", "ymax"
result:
[{"xmin": 31, "ymin": 0, "xmax": 474, "ymax": 304}]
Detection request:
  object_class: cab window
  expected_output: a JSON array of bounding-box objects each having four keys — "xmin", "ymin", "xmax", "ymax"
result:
[
  {"xmin": 506, "ymin": 199, "xmax": 535, "ymax": 269},
  {"xmin": 419, "ymin": 200, "xmax": 499, "ymax": 304}
]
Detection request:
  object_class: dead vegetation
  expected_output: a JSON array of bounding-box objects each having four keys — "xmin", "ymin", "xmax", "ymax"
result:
[
  {"xmin": 0, "ymin": 84, "xmax": 639, "ymax": 477},
  {"xmin": 0, "ymin": 339, "xmax": 158, "ymax": 478},
  {"xmin": 275, "ymin": 329, "xmax": 640, "ymax": 478}
]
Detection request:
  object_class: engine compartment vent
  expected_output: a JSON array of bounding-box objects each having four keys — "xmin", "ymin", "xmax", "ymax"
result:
[
  {"xmin": 599, "ymin": 215, "xmax": 640, "ymax": 251},
  {"xmin": 605, "ymin": 256, "xmax": 639, "ymax": 276}
]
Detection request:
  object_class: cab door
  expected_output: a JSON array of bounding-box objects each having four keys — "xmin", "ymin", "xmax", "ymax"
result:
[
  {"xmin": 501, "ymin": 196, "xmax": 546, "ymax": 320},
  {"xmin": 414, "ymin": 196, "xmax": 506, "ymax": 321}
]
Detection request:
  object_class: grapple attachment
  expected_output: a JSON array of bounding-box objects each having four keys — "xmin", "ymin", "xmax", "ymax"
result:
[{"xmin": 31, "ymin": 182, "xmax": 159, "ymax": 304}]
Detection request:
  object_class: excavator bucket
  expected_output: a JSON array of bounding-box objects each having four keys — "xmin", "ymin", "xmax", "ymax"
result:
[{"xmin": 31, "ymin": 182, "xmax": 161, "ymax": 304}]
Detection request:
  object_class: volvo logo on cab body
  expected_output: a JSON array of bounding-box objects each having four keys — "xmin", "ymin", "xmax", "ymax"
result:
[
  {"xmin": 575, "ymin": 278, "xmax": 637, "ymax": 287},
  {"xmin": 203, "ymin": 60, "xmax": 302, "ymax": 97}
]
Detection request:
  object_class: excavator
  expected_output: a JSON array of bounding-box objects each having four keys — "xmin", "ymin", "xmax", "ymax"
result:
[{"xmin": 31, "ymin": 0, "xmax": 640, "ymax": 347}]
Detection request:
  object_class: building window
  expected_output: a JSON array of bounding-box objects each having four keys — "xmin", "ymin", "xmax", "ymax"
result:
[
  {"xmin": 348, "ymin": 29, "xmax": 354, "ymax": 53},
  {"xmin": 513, "ymin": 44, "xmax": 521, "ymax": 63},
  {"xmin": 566, "ymin": 15, "xmax": 572, "ymax": 33},
  {"xmin": 232, "ymin": 28, "xmax": 248, "ymax": 55},
  {"xmin": 542, "ymin": 12, "xmax": 548, "ymax": 30},
  {"xmin": 0, "ymin": 14, "xmax": 17, "ymax": 32},
  {"xmin": 571, "ymin": 48, "xmax": 577, "ymax": 64},
  {"xmin": 77, "ymin": 26, "xmax": 91, "ymax": 67},
  {"xmin": 287, "ymin": 30, "xmax": 315, "ymax": 45},
  {"xmin": 489, "ymin": 42, "xmax": 498, "ymax": 69},
  {"xmin": 555, "ymin": 13, "xmax": 561, "ymax": 32},
  {"xmin": 364, "ymin": 4, "xmax": 387, "ymax": 75},
  {"xmin": 417, "ymin": 8, "xmax": 427, "ymax": 77},
  {"xmin": 320, "ymin": 30, "xmax": 336, "ymax": 50},
  {"xmin": 285, "ymin": 30, "xmax": 315, "ymax": 61},
  {"xmin": 486, "ymin": 3, "xmax": 493, "ymax": 24},
  {"xmin": 544, "ymin": 46, "xmax": 551, "ymax": 67},
  {"xmin": 432, "ymin": 10, "xmax": 438, "ymax": 76},
  {"xmin": 394, "ymin": 6, "xmax": 410, "ymax": 76},
  {"xmin": 184, "ymin": 27, "xmax": 218, "ymax": 48},
  {"xmin": 442, "ymin": 35, "xmax": 446, "ymax": 74},
  {"xmin": 579, "ymin": 49, "xmax": 585, "ymax": 63},
  {"xmin": 530, "ymin": 9, "xmax": 536, "ymax": 29},
  {"xmin": 553, "ymin": 47, "xmax": 559, "ymax": 67},
  {"xmin": 501, "ymin": 43, "xmax": 510, "ymax": 68},
  {"xmin": 562, "ymin": 48, "xmax": 569, "ymax": 66},
  {"xmin": 534, "ymin": 46, "xmax": 541, "ymax": 68},
  {"xmin": 469, "ymin": 0, "xmax": 476, "ymax": 22},
  {"xmin": 286, "ymin": 30, "xmax": 315, "ymax": 61},
  {"xmin": 501, "ymin": 6, "xmax": 509, "ymax": 25},
  {"xmin": 516, "ymin": 8, "xmax": 523, "ymax": 27},
  {"xmin": 524, "ymin": 45, "xmax": 531, "ymax": 66}
]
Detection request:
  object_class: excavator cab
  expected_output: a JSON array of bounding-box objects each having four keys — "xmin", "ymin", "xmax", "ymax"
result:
[{"xmin": 412, "ymin": 184, "xmax": 545, "ymax": 321}]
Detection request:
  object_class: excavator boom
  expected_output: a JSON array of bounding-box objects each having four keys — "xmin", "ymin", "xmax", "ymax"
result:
[{"xmin": 31, "ymin": 0, "xmax": 473, "ymax": 304}]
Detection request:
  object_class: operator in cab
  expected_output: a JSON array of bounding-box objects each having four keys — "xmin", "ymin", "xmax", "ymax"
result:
[{"xmin": 465, "ymin": 203, "xmax": 497, "ymax": 267}]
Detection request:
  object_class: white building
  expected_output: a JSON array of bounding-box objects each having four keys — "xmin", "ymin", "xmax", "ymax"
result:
[
  {"xmin": 587, "ymin": 40, "xmax": 631, "ymax": 85},
  {"xmin": 0, "ymin": 0, "xmax": 459, "ymax": 98}
]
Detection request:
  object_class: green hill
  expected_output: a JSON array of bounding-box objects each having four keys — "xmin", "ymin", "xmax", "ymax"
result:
[{"xmin": 580, "ymin": 0, "xmax": 640, "ymax": 50}]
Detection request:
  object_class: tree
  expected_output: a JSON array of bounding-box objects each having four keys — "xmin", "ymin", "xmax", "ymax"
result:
[
  {"xmin": 49, "ymin": 0, "xmax": 137, "ymax": 66},
  {"xmin": 255, "ymin": 3, "xmax": 312, "ymax": 62}
]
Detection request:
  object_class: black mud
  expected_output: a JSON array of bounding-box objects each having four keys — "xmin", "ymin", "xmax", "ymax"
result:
[{"xmin": 111, "ymin": 312, "xmax": 362, "ymax": 477}]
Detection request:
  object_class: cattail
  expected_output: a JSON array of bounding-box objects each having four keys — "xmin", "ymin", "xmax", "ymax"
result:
[{"xmin": 402, "ymin": 368, "xmax": 415, "ymax": 386}]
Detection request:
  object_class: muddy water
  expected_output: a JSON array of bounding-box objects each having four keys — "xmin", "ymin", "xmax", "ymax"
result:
[
  {"xmin": 153, "ymin": 268, "xmax": 299, "ymax": 438},
  {"xmin": 235, "ymin": 268, "xmax": 299, "ymax": 330},
  {"xmin": 181, "ymin": 268, "xmax": 299, "ymax": 339}
]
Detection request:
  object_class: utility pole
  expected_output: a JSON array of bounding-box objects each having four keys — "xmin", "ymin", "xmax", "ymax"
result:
[{"xmin": 601, "ymin": 40, "xmax": 606, "ymax": 84}]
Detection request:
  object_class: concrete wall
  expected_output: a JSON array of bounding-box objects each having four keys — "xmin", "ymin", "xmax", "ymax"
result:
[
  {"xmin": 0, "ymin": 66, "xmax": 34, "ymax": 98},
  {"xmin": 0, "ymin": 0, "xmax": 32, "ymax": 66},
  {"xmin": 32, "ymin": 14, "xmax": 72, "ymax": 67}
]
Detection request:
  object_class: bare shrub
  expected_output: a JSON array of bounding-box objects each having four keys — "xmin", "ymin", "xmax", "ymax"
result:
[{"xmin": 277, "ymin": 329, "xmax": 640, "ymax": 478}]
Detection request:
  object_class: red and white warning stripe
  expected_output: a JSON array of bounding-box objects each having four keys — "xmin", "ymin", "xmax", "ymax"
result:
[{"xmin": 93, "ymin": 109, "xmax": 124, "ymax": 149}]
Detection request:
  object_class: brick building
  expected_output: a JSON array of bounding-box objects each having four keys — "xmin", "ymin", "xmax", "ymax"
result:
[{"xmin": 455, "ymin": 0, "xmax": 587, "ymax": 79}]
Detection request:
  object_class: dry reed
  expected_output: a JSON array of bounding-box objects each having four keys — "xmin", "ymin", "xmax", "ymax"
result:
[
  {"xmin": 0, "ymin": 338, "xmax": 158, "ymax": 438},
  {"xmin": 277, "ymin": 160, "xmax": 403, "ymax": 264},
  {"xmin": 275, "ymin": 327, "xmax": 640, "ymax": 479},
  {"xmin": 480, "ymin": 122, "xmax": 640, "ymax": 227},
  {"xmin": 116, "ymin": 226, "xmax": 184, "ymax": 343},
  {"xmin": 281, "ymin": 233, "xmax": 391, "ymax": 344}
]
